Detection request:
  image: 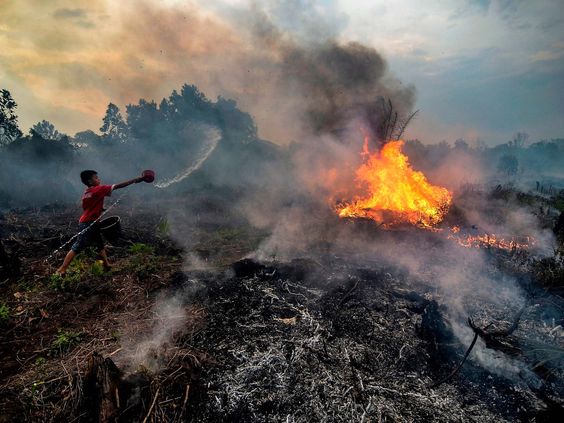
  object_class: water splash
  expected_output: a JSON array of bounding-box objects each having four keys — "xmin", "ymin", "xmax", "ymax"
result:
[{"xmin": 155, "ymin": 129, "xmax": 220, "ymax": 189}]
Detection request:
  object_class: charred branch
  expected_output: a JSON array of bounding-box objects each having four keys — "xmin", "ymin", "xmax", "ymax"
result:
[
  {"xmin": 428, "ymin": 318, "xmax": 479, "ymax": 389},
  {"xmin": 467, "ymin": 306, "xmax": 527, "ymax": 355}
]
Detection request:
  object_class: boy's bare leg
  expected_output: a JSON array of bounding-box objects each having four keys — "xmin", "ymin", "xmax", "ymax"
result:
[
  {"xmin": 99, "ymin": 248, "xmax": 111, "ymax": 271},
  {"xmin": 57, "ymin": 250, "xmax": 76, "ymax": 275}
]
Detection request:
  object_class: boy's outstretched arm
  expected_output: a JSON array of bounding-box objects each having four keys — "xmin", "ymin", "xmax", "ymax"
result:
[{"xmin": 113, "ymin": 176, "xmax": 144, "ymax": 190}]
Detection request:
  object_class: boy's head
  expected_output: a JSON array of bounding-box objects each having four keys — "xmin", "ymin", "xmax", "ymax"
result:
[{"xmin": 80, "ymin": 170, "xmax": 100, "ymax": 187}]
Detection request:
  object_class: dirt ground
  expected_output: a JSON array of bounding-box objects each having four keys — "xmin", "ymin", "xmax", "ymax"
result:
[{"xmin": 1, "ymin": 193, "xmax": 563, "ymax": 422}]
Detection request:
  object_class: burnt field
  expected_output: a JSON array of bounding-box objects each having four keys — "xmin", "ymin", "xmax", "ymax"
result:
[{"xmin": 1, "ymin": 188, "xmax": 563, "ymax": 423}]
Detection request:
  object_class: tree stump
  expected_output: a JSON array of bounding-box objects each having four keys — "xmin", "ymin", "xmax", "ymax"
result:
[{"xmin": 81, "ymin": 352, "xmax": 122, "ymax": 423}]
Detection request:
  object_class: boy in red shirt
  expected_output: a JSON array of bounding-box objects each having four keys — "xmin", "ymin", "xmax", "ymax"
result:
[{"xmin": 56, "ymin": 170, "xmax": 144, "ymax": 275}]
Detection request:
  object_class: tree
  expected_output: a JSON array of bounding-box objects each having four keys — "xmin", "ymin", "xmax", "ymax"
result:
[
  {"xmin": 510, "ymin": 132, "xmax": 528, "ymax": 150},
  {"xmin": 216, "ymin": 97, "xmax": 257, "ymax": 144},
  {"xmin": 126, "ymin": 99, "xmax": 160, "ymax": 141},
  {"xmin": 100, "ymin": 103, "xmax": 128, "ymax": 142},
  {"xmin": 0, "ymin": 89, "xmax": 23, "ymax": 145},
  {"xmin": 497, "ymin": 154, "xmax": 518, "ymax": 177},
  {"xmin": 454, "ymin": 138, "xmax": 469, "ymax": 151},
  {"xmin": 73, "ymin": 130, "xmax": 100, "ymax": 146},
  {"xmin": 31, "ymin": 120, "xmax": 64, "ymax": 141}
]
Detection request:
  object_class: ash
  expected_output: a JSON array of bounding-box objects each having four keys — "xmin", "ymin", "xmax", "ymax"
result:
[{"xmin": 183, "ymin": 255, "xmax": 564, "ymax": 422}]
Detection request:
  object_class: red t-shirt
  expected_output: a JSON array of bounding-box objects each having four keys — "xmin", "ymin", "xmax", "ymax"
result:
[{"xmin": 79, "ymin": 185, "xmax": 114, "ymax": 223}]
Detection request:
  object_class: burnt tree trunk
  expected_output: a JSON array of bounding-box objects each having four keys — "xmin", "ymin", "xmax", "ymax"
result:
[{"xmin": 81, "ymin": 353, "xmax": 122, "ymax": 423}]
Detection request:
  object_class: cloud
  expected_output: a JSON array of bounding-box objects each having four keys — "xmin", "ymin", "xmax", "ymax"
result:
[
  {"xmin": 53, "ymin": 8, "xmax": 87, "ymax": 19},
  {"xmin": 0, "ymin": 0, "xmax": 562, "ymax": 143}
]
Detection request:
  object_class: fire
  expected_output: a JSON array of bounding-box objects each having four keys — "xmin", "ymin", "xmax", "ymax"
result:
[
  {"xmin": 447, "ymin": 228, "xmax": 535, "ymax": 251},
  {"xmin": 337, "ymin": 139, "xmax": 452, "ymax": 228}
]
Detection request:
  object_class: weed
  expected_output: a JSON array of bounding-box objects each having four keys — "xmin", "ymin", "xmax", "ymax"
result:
[
  {"xmin": 129, "ymin": 242, "xmax": 154, "ymax": 254},
  {"xmin": 30, "ymin": 380, "xmax": 45, "ymax": 399},
  {"xmin": 49, "ymin": 253, "xmax": 103, "ymax": 291},
  {"xmin": 51, "ymin": 329, "xmax": 82, "ymax": 354},
  {"xmin": 0, "ymin": 302, "xmax": 9, "ymax": 324},
  {"xmin": 35, "ymin": 357, "xmax": 46, "ymax": 367},
  {"xmin": 157, "ymin": 217, "xmax": 171, "ymax": 238},
  {"xmin": 49, "ymin": 271, "xmax": 81, "ymax": 291},
  {"xmin": 90, "ymin": 260, "xmax": 105, "ymax": 276}
]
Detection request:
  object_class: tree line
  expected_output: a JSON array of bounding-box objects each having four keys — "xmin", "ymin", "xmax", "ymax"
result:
[{"xmin": 0, "ymin": 85, "xmax": 267, "ymax": 208}]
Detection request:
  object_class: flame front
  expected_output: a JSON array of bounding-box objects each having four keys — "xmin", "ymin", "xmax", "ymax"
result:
[
  {"xmin": 447, "ymin": 227, "xmax": 535, "ymax": 250},
  {"xmin": 337, "ymin": 139, "xmax": 452, "ymax": 228}
]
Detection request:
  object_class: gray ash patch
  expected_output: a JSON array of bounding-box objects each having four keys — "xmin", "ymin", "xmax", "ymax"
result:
[{"xmin": 183, "ymin": 259, "xmax": 563, "ymax": 422}]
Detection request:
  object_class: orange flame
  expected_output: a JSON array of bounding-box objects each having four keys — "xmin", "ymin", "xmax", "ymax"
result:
[
  {"xmin": 337, "ymin": 139, "xmax": 452, "ymax": 228},
  {"xmin": 447, "ymin": 228, "xmax": 535, "ymax": 251}
]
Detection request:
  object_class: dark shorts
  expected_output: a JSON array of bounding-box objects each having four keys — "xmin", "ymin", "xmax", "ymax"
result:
[{"xmin": 71, "ymin": 222, "xmax": 104, "ymax": 253}]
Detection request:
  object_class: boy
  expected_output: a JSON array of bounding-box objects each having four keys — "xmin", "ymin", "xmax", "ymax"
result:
[{"xmin": 56, "ymin": 170, "xmax": 144, "ymax": 275}]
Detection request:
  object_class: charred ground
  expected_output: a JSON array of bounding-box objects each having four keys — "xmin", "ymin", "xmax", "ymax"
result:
[{"xmin": 1, "ymin": 186, "xmax": 563, "ymax": 422}]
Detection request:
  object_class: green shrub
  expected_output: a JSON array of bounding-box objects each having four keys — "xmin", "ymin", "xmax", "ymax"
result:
[{"xmin": 49, "ymin": 271, "xmax": 81, "ymax": 291}]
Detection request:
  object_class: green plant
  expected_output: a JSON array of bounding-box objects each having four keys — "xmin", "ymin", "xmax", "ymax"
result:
[
  {"xmin": 129, "ymin": 242, "xmax": 154, "ymax": 254},
  {"xmin": 51, "ymin": 329, "xmax": 82, "ymax": 354},
  {"xmin": 30, "ymin": 380, "xmax": 45, "ymax": 398},
  {"xmin": 35, "ymin": 357, "xmax": 46, "ymax": 367},
  {"xmin": 49, "ymin": 271, "xmax": 81, "ymax": 291},
  {"xmin": 0, "ymin": 302, "xmax": 10, "ymax": 324},
  {"xmin": 49, "ymin": 253, "xmax": 97, "ymax": 290},
  {"xmin": 157, "ymin": 217, "xmax": 171, "ymax": 238},
  {"xmin": 90, "ymin": 260, "xmax": 105, "ymax": 276}
]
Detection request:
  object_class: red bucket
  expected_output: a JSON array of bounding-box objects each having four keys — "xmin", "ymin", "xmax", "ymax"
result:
[{"xmin": 142, "ymin": 169, "xmax": 155, "ymax": 183}]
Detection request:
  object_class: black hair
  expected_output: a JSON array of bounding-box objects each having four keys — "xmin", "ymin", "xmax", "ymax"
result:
[{"xmin": 80, "ymin": 170, "xmax": 98, "ymax": 186}]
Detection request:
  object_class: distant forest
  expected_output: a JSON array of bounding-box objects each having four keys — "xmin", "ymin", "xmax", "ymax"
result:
[
  {"xmin": 1, "ymin": 85, "xmax": 563, "ymax": 208},
  {"xmin": 0, "ymin": 85, "xmax": 279, "ymax": 208}
]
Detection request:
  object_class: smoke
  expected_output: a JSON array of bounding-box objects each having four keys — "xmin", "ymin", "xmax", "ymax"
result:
[
  {"xmin": 82, "ymin": 0, "xmax": 415, "ymax": 145},
  {"xmin": 238, "ymin": 4, "xmax": 416, "ymax": 143},
  {"xmin": 120, "ymin": 291, "xmax": 190, "ymax": 372}
]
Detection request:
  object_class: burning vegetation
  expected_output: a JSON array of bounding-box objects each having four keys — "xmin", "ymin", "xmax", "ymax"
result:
[{"xmin": 337, "ymin": 137, "xmax": 452, "ymax": 228}]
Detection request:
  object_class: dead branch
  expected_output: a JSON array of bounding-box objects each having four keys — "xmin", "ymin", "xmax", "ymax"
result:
[
  {"xmin": 395, "ymin": 110, "xmax": 419, "ymax": 140},
  {"xmin": 428, "ymin": 317, "xmax": 479, "ymax": 389}
]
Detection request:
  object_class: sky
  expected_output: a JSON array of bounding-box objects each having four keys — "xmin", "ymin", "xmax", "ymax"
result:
[{"xmin": 0, "ymin": 0, "xmax": 563, "ymax": 145}]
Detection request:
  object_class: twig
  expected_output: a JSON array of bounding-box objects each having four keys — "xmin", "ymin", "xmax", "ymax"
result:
[
  {"xmin": 179, "ymin": 385, "xmax": 190, "ymax": 420},
  {"xmin": 142, "ymin": 387, "xmax": 160, "ymax": 423},
  {"xmin": 337, "ymin": 279, "xmax": 360, "ymax": 307},
  {"xmin": 108, "ymin": 347, "xmax": 122, "ymax": 357},
  {"xmin": 428, "ymin": 317, "xmax": 479, "ymax": 389},
  {"xmin": 395, "ymin": 110, "xmax": 419, "ymax": 140}
]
